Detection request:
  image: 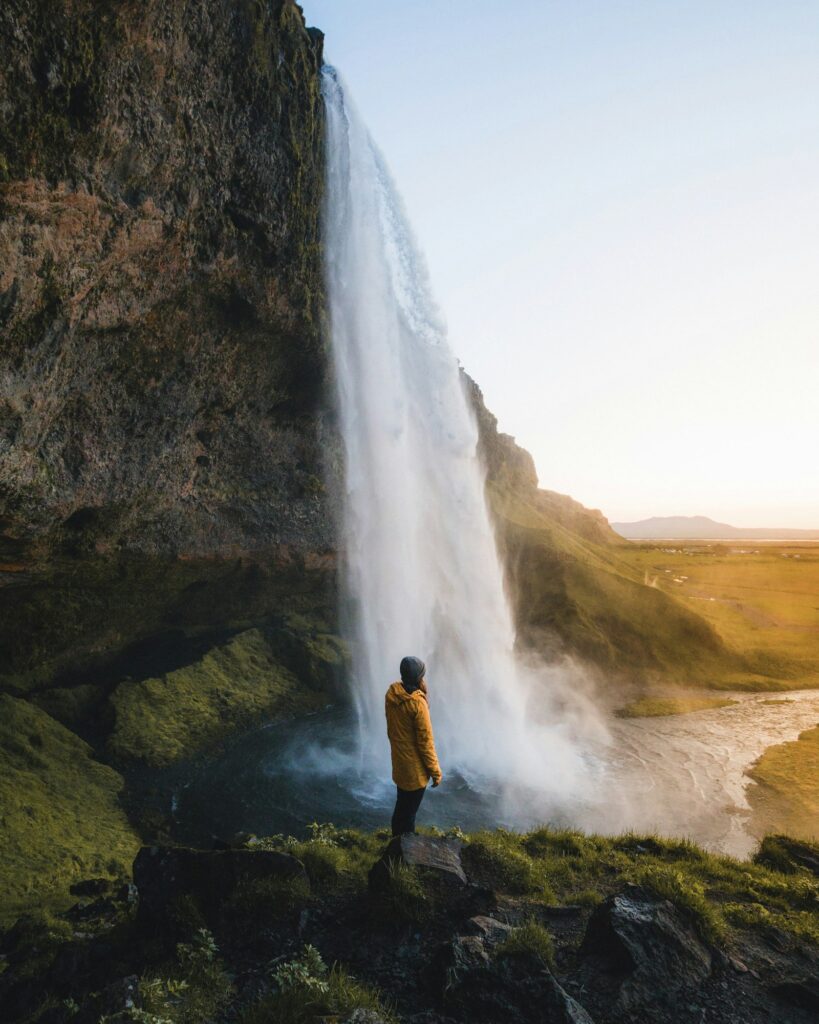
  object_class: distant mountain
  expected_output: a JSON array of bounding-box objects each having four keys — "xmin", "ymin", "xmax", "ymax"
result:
[{"xmin": 611, "ymin": 515, "xmax": 819, "ymax": 540}]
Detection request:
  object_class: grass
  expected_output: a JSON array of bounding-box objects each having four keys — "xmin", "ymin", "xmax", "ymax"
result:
[
  {"xmin": 106, "ymin": 629, "xmax": 326, "ymax": 767},
  {"xmin": 375, "ymin": 860, "xmax": 430, "ymax": 924},
  {"xmin": 747, "ymin": 725, "xmax": 819, "ymax": 841},
  {"xmin": 495, "ymin": 919, "xmax": 555, "ymax": 967},
  {"xmin": 494, "ymin": 479, "xmax": 819, "ymax": 691},
  {"xmin": 0, "ymin": 694, "xmax": 139, "ymax": 926},
  {"xmin": 616, "ymin": 695, "xmax": 738, "ymax": 717},
  {"xmin": 456, "ymin": 824, "xmax": 818, "ymax": 950},
  {"xmin": 464, "ymin": 830, "xmax": 556, "ymax": 900}
]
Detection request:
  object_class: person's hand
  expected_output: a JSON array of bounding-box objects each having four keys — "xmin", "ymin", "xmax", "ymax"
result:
[{"xmin": 431, "ymin": 776, "xmax": 442, "ymax": 788}]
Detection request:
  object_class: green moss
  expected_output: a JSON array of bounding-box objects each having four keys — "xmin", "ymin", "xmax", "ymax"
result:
[
  {"xmin": 107, "ymin": 629, "xmax": 325, "ymax": 767},
  {"xmin": 0, "ymin": 695, "xmax": 139, "ymax": 926}
]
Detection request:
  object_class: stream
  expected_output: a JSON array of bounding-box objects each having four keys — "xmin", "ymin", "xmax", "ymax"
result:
[{"xmin": 171, "ymin": 690, "xmax": 819, "ymax": 860}]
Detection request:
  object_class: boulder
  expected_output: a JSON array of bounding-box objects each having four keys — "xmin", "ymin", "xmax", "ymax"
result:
[
  {"xmin": 368, "ymin": 835, "xmax": 468, "ymax": 892},
  {"xmin": 434, "ymin": 915, "xmax": 595, "ymax": 1023},
  {"xmin": 443, "ymin": 949, "xmax": 594, "ymax": 1023},
  {"xmin": 133, "ymin": 845, "xmax": 307, "ymax": 924},
  {"xmin": 580, "ymin": 887, "xmax": 712, "ymax": 1011}
]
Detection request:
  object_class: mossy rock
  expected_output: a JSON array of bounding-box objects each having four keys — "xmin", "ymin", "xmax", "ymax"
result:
[
  {"xmin": 106, "ymin": 628, "xmax": 327, "ymax": 768},
  {"xmin": 0, "ymin": 694, "xmax": 139, "ymax": 926}
]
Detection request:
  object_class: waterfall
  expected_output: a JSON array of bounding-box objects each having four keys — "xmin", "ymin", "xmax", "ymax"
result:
[{"xmin": 321, "ymin": 68, "xmax": 592, "ymax": 815}]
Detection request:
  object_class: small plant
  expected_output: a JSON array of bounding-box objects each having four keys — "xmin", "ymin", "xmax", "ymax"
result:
[
  {"xmin": 306, "ymin": 821, "xmax": 340, "ymax": 846},
  {"xmin": 274, "ymin": 944, "xmax": 330, "ymax": 994},
  {"xmin": 445, "ymin": 824, "xmax": 467, "ymax": 841},
  {"xmin": 242, "ymin": 960, "xmax": 396, "ymax": 1024},
  {"xmin": 495, "ymin": 919, "xmax": 555, "ymax": 967},
  {"xmin": 176, "ymin": 927, "xmax": 218, "ymax": 968}
]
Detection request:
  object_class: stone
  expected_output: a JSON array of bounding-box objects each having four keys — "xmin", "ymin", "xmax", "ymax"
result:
[
  {"xmin": 434, "ymin": 915, "xmax": 595, "ymax": 1023},
  {"xmin": 442, "ymin": 949, "xmax": 595, "ymax": 1023},
  {"xmin": 368, "ymin": 835, "xmax": 468, "ymax": 892},
  {"xmin": 580, "ymin": 887, "xmax": 712, "ymax": 1012},
  {"xmin": 133, "ymin": 845, "xmax": 307, "ymax": 924}
]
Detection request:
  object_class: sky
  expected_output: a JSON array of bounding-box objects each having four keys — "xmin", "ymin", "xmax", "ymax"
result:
[{"xmin": 302, "ymin": 1, "xmax": 819, "ymax": 528}]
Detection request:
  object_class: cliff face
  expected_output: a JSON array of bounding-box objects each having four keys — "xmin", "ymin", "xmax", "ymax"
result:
[{"xmin": 0, "ymin": 0, "xmax": 337, "ymax": 692}]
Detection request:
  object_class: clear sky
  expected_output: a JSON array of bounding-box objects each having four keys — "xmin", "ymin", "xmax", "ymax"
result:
[{"xmin": 302, "ymin": 1, "xmax": 819, "ymax": 528}]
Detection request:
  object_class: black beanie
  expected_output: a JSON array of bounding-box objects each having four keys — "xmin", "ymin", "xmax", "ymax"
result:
[{"xmin": 400, "ymin": 655, "xmax": 426, "ymax": 692}]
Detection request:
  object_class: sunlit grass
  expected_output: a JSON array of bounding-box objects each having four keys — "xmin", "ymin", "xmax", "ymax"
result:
[
  {"xmin": 748, "ymin": 725, "xmax": 819, "ymax": 841},
  {"xmin": 616, "ymin": 695, "xmax": 737, "ymax": 717}
]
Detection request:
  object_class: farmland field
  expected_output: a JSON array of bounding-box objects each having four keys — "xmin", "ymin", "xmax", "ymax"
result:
[{"xmin": 615, "ymin": 541, "xmax": 819, "ymax": 689}]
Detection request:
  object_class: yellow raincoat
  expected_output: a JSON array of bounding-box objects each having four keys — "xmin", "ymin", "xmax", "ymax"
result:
[{"xmin": 385, "ymin": 681, "xmax": 442, "ymax": 791}]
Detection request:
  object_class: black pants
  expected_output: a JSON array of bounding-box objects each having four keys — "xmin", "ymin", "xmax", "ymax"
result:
[{"xmin": 391, "ymin": 786, "xmax": 426, "ymax": 836}]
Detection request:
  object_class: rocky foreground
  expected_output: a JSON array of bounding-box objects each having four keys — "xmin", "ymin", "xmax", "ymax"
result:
[{"xmin": 1, "ymin": 826, "xmax": 817, "ymax": 1024}]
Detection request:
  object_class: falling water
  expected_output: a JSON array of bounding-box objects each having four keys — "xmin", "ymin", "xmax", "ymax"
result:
[{"xmin": 321, "ymin": 68, "xmax": 593, "ymax": 817}]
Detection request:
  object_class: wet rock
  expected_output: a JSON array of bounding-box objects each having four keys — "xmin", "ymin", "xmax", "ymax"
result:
[
  {"xmin": 580, "ymin": 887, "xmax": 712, "ymax": 1012},
  {"xmin": 369, "ymin": 835, "xmax": 468, "ymax": 891},
  {"xmin": 133, "ymin": 845, "xmax": 307, "ymax": 924}
]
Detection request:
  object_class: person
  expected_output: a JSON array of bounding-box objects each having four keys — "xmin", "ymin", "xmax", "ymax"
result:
[{"xmin": 385, "ymin": 655, "xmax": 442, "ymax": 835}]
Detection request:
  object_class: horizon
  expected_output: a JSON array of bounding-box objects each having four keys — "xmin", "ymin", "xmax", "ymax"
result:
[{"xmin": 304, "ymin": 0, "xmax": 819, "ymax": 530}]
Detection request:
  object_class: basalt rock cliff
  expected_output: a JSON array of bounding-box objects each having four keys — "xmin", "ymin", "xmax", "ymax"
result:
[{"xmin": 0, "ymin": 0, "xmax": 334, "ymax": 696}]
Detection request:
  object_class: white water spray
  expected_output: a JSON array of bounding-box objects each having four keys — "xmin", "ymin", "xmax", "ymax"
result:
[{"xmin": 322, "ymin": 69, "xmax": 593, "ymax": 816}]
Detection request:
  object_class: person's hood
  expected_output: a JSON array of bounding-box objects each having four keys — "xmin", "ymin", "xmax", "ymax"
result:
[{"xmin": 386, "ymin": 681, "xmax": 426, "ymax": 706}]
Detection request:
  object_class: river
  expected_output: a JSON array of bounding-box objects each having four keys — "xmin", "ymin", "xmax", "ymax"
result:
[{"xmin": 171, "ymin": 690, "xmax": 818, "ymax": 859}]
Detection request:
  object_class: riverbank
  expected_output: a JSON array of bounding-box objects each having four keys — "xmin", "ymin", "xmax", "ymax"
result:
[
  {"xmin": 615, "ymin": 694, "xmax": 738, "ymax": 717},
  {"xmin": 748, "ymin": 725, "xmax": 819, "ymax": 842}
]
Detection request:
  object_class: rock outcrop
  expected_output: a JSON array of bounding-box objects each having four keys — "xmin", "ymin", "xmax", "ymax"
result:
[
  {"xmin": 580, "ymin": 887, "xmax": 713, "ymax": 1013},
  {"xmin": 0, "ymin": 0, "xmax": 334, "ymax": 694}
]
